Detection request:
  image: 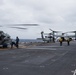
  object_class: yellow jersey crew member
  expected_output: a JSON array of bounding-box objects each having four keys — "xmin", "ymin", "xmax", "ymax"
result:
[
  {"xmin": 59, "ymin": 37, "xmax": 63, "ymax": 46},
  {"xmin": 66, "ymin": 38, "xmax": 70, "ymax": 46}
]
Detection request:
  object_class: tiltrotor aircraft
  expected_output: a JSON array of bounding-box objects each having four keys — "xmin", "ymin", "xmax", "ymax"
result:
[
  {"xmin": 41, "ymin": 28, "xmax": 76, "ymax": 42},
  {"xmin": 0, "ymin": 24, "xmax": 38, "ymax": 48}
]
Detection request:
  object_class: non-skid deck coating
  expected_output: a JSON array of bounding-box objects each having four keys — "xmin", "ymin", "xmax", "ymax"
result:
[{"xmin": 0, "ymin": 41, "xmax": 76, "ymax": 75}]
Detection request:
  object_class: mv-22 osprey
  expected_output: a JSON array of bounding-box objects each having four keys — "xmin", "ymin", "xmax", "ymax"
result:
[
  {"xmin": 0, "ymin": 24, "xmax": 38, "ymax": 48},
  {"xmin": 41, "ymin": 28, "xmax": 76, "ymax": 42}
]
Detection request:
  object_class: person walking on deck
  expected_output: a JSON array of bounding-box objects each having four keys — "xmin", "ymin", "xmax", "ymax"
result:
[{"xmin": 16, "ymin": 36, "xmax": 19, "ymax": 48}]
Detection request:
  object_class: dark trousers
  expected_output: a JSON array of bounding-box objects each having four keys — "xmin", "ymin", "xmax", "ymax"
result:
[
  {"xmin": 67, "ymin": 41, "xmax": 70, "ymax": 46},
  {"xmin": 11, "ymin": 42, "xmax": 16, "ymax": 48},
  {"xmin": 16, "ymin": 42, "xmax": 19, "ymax": 48},
  {"xmin": 60, "ymin": 41, "xmax": 62, "ymax": 46}
]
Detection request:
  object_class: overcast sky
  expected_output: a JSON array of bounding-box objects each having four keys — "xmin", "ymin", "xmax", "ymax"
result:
[{"xmin": 0, "ymin": 0, "xmax": 76, "ymax": 39}]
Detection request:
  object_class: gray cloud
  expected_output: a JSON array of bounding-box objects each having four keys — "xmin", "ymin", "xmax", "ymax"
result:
[{"xmin": 0, "ymin": 0, "xmax": 76, "ymax": 39}]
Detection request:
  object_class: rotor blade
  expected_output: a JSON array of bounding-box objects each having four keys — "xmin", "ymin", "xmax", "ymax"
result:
[
  {"xmin": 54, "ymin": 31, "xmax": 61, "ymax": 33},
  {"xmin": 7, "ymin": 24, "xmax": 39, "ymax": 26},
  {"xmin": 44, "ymin": 33, "xmax": 52, "ymax": 35},
  {"xmin": 9, "ymin": 27, "xmax": 27, "ymax": 30},
  {"xmin": 44, "ymin": 33, "xmax": 50, "ymax": 35},
  {"xmin": 49, "ymin": 28, "xmax": 61, "ymax": 33},
  {"xmin": 66, "ymin": 31, "xmax": 76, "ymax": 33},
  {"xmin": 49, "ymin": 28, "xmax": 53, "ymax": 31}
]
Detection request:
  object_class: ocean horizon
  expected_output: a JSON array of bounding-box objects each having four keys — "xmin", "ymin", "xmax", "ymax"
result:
[{"xmin": 19, "ymin": 39, "xmax": 43, "ymax": 43}]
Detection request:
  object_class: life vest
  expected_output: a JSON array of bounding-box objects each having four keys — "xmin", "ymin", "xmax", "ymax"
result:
[{"xmin": 59, "ymin": 38, "xmax": 62, "ymax": 42}]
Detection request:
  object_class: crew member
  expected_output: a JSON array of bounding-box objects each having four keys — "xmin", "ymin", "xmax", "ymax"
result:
[
  {"xmin": 16, "ymin": 36, "xmax": 19, "ymax": 48},
  {"xmin": 59, "ymin": 37, "xmax": 63, "ymax": 46},
  {"xmin": 66, "ymin": 38, "xmax": 70, "ymax": 46},
  {"xmin": 11, "ymin": 39, "xmax": 16, "ymax": 48}
]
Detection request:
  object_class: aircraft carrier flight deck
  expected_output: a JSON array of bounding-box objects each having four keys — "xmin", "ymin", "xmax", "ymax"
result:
[{"xmin": 0, "ymin": 41, "xmax": 76, "ymax": 75}]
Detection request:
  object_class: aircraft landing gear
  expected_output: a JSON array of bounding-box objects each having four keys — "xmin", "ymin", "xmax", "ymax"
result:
[{"xmin": 3, "ymin": 43, "xmax": 8, "ymax": 48}]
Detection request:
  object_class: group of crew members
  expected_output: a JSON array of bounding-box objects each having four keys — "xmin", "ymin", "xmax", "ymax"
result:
[
  {"xmin": 59, "ymin": 37, "xmax": 71, "ymax": 46},
  {"xmin": 10, "ymin": 36, "xmax": 71, "ymax": 49}
]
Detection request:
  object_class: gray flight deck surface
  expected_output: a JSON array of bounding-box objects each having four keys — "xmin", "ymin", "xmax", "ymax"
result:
[{"xmin": 0, "ymin": 41, "xmax": 76, "ymax": 75}]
